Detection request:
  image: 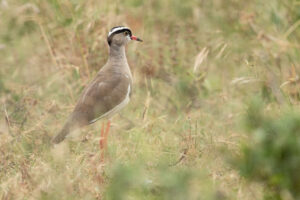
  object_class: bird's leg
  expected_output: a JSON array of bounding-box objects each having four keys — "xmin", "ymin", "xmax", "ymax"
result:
[
  {"xmin": 99, "ymin": 122, "xmax": 105, "ymax": 150},
  {"xmin": 100, "ymin": 120, "xmax": 111, "ymax": 161},
  {"xmin": 104, "ymin": 120, "xmax": 111, "ymax": 147}
]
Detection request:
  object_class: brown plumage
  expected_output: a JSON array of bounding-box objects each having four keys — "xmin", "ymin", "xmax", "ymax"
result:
[{"xmin": 52, "ymin": 26, "xmax": 142, "ymax": 144}]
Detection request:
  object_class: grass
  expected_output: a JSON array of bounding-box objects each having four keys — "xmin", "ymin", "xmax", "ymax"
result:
[{"xmin": 1, "ymin": 0, "xmax": 300, "ymax": 199}]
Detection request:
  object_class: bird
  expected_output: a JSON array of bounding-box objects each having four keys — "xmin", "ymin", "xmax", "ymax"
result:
[{"xmin": 52, "ymin": 26, "xmax": 142, "ymax": 157}]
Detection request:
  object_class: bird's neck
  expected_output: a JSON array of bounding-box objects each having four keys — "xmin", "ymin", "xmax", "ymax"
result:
[
  {"xmin": 108, "ymin": 44, "xmax": 128, "ymax": 65},
  {"xmin": 107, "ymin": 44, "xmax": 132, "ymax": 78}
]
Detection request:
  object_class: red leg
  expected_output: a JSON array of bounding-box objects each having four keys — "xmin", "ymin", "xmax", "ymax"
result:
[
  {"xmin": 100, "ymin": 120, "xmax": 111, "ymax": 161},
  {"xmin": 103, "ymin": 120, "xmax": 111, "ymax": 148},
  {"xmin": 99, "ymin": 122, "xmax": 105, "ymax": 150}
]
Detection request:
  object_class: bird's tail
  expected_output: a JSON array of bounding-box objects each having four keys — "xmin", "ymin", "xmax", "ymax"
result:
[{"xmin": 52, "ymin": 120, "xmax": 73, "ymax": 144}]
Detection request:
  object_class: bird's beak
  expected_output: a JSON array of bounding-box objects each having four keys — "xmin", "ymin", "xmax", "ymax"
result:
[{"xmin": 131, "ymin": 35, "xmax": 143, "ymax": 42}]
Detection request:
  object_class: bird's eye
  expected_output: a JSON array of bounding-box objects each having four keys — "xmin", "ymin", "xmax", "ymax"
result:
[{"xmin": 124, "ymin": 31, "xmax": 129, "ymax": 36}]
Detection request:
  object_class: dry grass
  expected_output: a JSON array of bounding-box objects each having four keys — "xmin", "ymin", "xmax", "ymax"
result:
[{"xmin": 1, "ymin": 0, "xmax": 300, "ymax": 199}]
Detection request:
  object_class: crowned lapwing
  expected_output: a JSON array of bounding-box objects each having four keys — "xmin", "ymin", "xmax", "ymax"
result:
[{"xmin": 52, "ymin": 26, "xmax": 142, "ymax": 158}]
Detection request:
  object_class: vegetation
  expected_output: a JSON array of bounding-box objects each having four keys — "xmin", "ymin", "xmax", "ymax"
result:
[
  {"xmin": 1, "ymin": 0, "xmax": 300, "ymax": 199},
  {"xmin": 236, "ymin": 99, "xmax": 300, "ymax": 200}
]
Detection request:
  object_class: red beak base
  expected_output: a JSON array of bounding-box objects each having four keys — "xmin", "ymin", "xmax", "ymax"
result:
[{"xmin": 131, "ymin": 35, "xmax": 143, "ymax": 42}]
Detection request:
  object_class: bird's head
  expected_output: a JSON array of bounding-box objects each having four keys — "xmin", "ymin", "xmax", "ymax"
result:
[{"xmin": 107, "ymin": 26, "xmax": 142, "ymax": 46}]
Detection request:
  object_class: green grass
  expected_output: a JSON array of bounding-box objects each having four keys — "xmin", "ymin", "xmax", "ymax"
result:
[{"xmin": 1, "ymin": 0, "xmax": 300, "ymax": 199}]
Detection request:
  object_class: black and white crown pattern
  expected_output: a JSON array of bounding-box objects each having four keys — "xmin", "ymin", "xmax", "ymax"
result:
[{"xmin": 108, "ymin": 26, "xmax": 132, "ymax": 38}]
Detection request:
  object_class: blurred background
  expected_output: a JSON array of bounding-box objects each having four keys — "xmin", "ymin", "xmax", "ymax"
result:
[{"xmin": 1, "ymin": 0, "xmax": 300, "ymax": 199}]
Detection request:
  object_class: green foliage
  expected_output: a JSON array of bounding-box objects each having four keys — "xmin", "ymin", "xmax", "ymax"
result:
[
  {"xmin": 237, "ymin": 99, "xmax": 300, "ymax": 199},
  {"xmin": 105, "ymin": 163, "xmax": 215, "ymax": 200}
]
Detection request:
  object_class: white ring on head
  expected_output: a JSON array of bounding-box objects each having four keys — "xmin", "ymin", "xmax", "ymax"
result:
[{"xmin": 108, "ymin": 27, "xmax": 130, "ymax": 38}]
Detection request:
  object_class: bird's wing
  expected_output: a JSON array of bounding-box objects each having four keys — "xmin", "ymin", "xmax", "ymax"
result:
[{"xmin": 70, "ymin": 71, "xmax": 131, "ymax": 125}]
